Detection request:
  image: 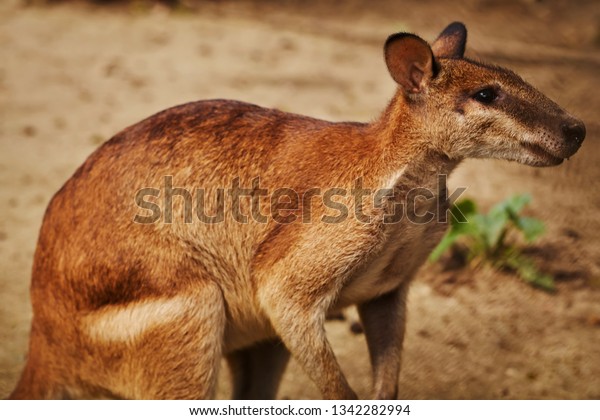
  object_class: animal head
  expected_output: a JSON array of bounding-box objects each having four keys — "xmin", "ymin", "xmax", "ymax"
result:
[{"xmin": 384, "ymin": 22, "xmax": 585, "ymax": 167}]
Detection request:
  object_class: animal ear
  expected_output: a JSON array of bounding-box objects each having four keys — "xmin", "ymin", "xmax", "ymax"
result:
[
  {"xmin": 384, "ymin": 33, "xmax": 435, "ymax": 94},
  {"xmin": 432, "ymin": 22, "xmax": 467, "ymax": 59}
]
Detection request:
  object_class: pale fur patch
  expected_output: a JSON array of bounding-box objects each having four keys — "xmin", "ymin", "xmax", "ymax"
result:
[
  {"xmin": 382, "ymin": 168, "xmax": 406, "ymax": 190},
  {"xmin": 338, "ymin": 244, "xmax": 400, "ymax": 305},
  {"xmin": 83, "ymin": 295, "xmax": 190, "ymax": 343}
]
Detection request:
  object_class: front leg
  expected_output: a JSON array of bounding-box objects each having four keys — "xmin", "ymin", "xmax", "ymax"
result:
[
  {"xmin": 258, "ymin": 278, "xmax": 357, "ymax": 400},
  {"xmin": 358, "ymin": 283, "xmax": 409, "ymax": 399},
  {"xmin": 252, "ymin": 220, "xmax": 384, "ymax": 399}
]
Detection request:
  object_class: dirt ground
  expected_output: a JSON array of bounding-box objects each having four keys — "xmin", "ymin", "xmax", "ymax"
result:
[{"xmin": 0, "ymin": 0, "xmax": 598, "ymax": 399}]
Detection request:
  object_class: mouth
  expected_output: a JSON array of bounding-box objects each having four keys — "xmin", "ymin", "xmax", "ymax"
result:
[{"xmin": 519, "ymin": 141, "xmax": 564, "ymax": 166}]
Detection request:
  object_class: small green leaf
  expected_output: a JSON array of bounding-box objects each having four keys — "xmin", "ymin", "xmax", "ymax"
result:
[
  {"xmin": 496, "ymin": 194, "xmax": 531, "ymax": 215},
  {"xmin": 429, "ymin": 231, "xmax": 461, "ymax": 262},
  {"xmin": 503, "ymin": 252, "xmax": 555, "ymax": 292},
  {"xmin": 530, "ymin": 273, "xmax": 556, "ymax": 291},
  {"xmin": 430, "ymin": 198, "xmax": 481, "ymax": 262},
  {"xmin": 450, "ymin": 198, "xmax": 477, "ymax": 225},
  {"xmin": 479, "ymin": 210, "xmax": 508, "ymax": 250},
  {"xmin": 451, "ymin": 218, "xmax": 479, "ymax": 236},
  {"xmin": 515, "ymin": 217, "xmax": 546, "ymax": 242}
]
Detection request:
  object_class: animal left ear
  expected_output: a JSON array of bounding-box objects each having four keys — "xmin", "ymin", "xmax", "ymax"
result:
[
  {"xmin": 384, "ymin": 33, "xmax": 435, "ymax": 94},
  {"xmin": 432, "ymin": 22, "xmax": 467, "ymax": 59}
]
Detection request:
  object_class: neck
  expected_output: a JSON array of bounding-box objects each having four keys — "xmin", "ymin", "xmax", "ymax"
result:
[{"xmin": 365, "ymin": 94, "xmax": 461, "ymax": 191}]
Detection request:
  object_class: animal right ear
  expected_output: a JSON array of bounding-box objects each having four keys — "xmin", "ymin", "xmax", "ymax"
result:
[
  {"xmin": 432, "ymin": 22, "xmax": 467, "ymax": 59},
  {"xmin": 384, "ymin": 33, "xmax": 435, "ymax": 94}
]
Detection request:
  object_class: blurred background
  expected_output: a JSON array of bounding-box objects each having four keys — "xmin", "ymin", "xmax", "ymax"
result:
[{"xmin": 0, "ymin": 0, "xmax": 598, "ymax": 399}]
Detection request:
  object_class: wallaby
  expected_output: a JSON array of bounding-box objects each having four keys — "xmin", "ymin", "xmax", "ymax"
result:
[{"xmin": 10, "ymin": 22, "xmax": 585, "ymax": 400}]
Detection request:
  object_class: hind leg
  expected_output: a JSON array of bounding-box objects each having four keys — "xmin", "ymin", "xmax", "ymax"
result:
[
  {"xmin": 227, "ymin": 339, "xmax": 290, "ymax": 399},
  {"xmin": 80, "ymin": 281, "xmax": 226, "ymax": 399}
]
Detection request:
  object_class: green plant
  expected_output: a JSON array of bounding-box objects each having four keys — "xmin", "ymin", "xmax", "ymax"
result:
[{"xmin": 429, "ymin": 194, "xmax": 555, "ymax": 291}]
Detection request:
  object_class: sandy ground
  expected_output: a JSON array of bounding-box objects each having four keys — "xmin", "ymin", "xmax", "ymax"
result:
[{"xmin": 0, "ymin": 0, "xmax": 599, "ymax": 399}]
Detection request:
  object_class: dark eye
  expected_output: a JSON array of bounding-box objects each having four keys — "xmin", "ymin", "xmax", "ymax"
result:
[{"xmin": 473, "ymin": 88, "xmax": 498, "ymax": 104}]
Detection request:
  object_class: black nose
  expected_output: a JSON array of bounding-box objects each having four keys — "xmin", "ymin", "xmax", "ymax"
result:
[{"xmin": 561, "ymin": 120, "xmax": 586, "ymax": 144}]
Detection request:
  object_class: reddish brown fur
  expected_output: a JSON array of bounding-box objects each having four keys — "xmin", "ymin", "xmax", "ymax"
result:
[{"xmin": 11, "ymin": 22, "xmax": 585, "ymax": 399}]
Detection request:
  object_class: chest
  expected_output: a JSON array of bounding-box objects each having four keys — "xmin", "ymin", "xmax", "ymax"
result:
[{"xmin": 336, "ymin": 164, "xmax": 454, "ymax": 307}]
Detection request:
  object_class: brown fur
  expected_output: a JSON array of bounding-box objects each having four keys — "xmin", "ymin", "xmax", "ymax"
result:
[{"xmin": 10, "ymin": 22, "xmax": 585, "ymax": 399}]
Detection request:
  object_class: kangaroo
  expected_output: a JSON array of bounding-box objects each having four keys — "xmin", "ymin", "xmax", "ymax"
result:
[{"xmin": 10, "ymin": 22, "xmax": 585, "ymax": 400}]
